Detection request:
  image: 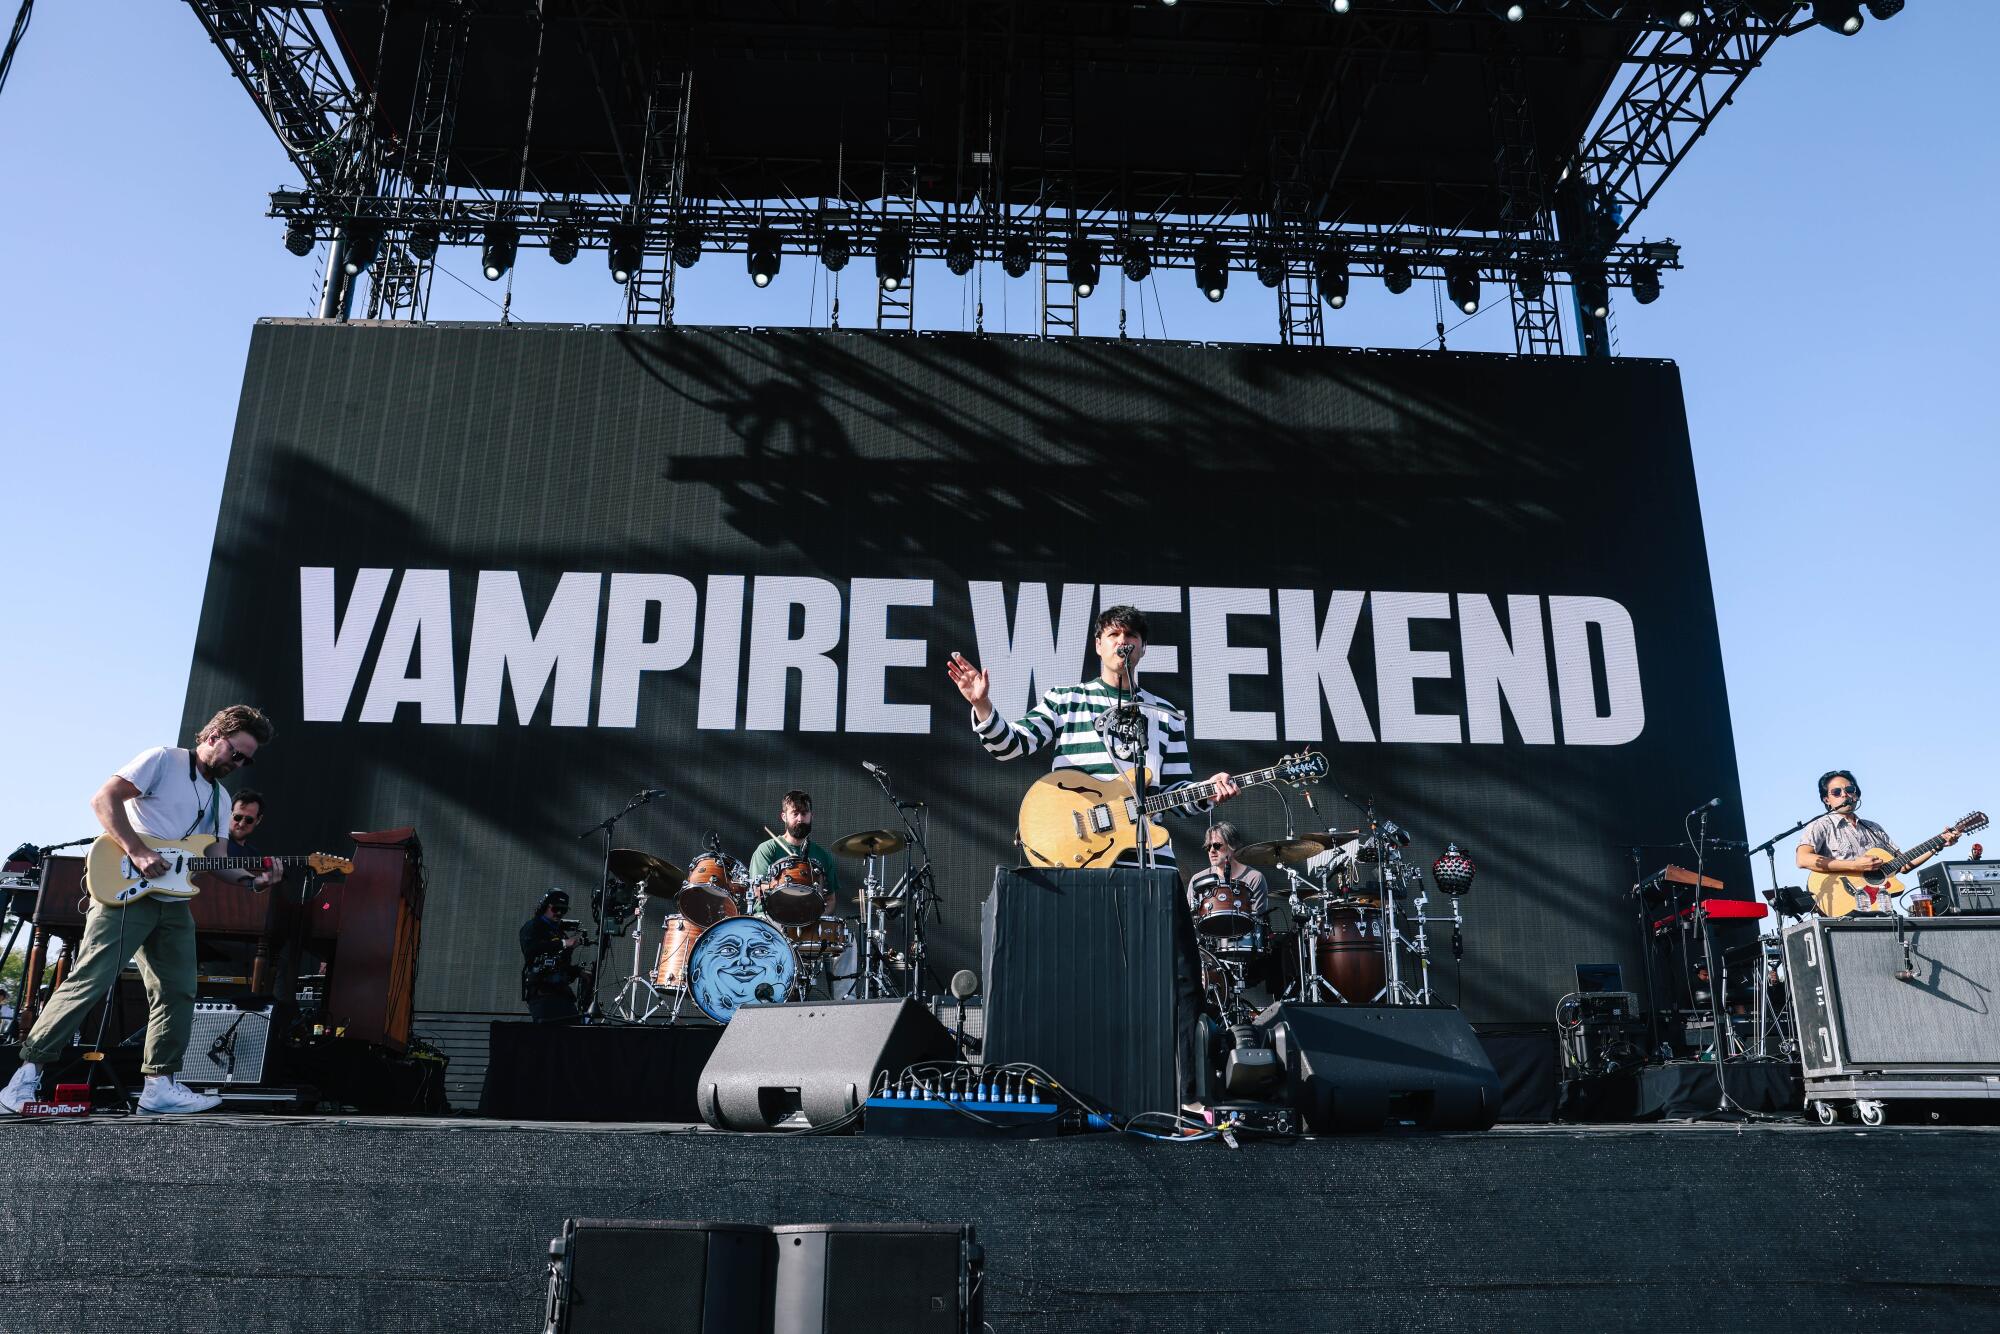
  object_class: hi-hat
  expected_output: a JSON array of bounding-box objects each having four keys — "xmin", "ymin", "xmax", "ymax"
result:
[
  {"xmin": 1235, "ymin": 833, "xmax": 1336, "ymax": 866},
  {"xmin": 831, "ymin": 829, "xmax": 907, "ymax": 858},
  {"xmin": 607, "ymin": 847, "xmax": 686, "ymax": 888}
]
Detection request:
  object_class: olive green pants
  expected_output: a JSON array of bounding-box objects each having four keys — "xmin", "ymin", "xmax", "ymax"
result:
[{"xmin": 21, "ymin": 895, "xmax": 197, "ymax": 1076}]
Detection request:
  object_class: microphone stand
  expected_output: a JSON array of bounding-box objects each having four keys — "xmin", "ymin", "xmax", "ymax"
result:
[
  {"xmin": 1116, "ymin": 653, "xmax": 1155, "ymax": 875},
  {"xmin": 574, "ymin": 789, "xmax": 665, "ymax": 1022},
  {"xmin": 868, "ymin": 765, "xmax": 941, "ymax": 1002}
]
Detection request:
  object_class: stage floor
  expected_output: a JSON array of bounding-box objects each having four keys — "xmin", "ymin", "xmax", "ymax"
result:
[{"xmin": 5, "ymin": 1116, "xmax": 2000, "ymax": 1332}]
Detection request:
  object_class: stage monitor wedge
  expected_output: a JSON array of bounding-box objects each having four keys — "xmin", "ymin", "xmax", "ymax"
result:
[
  {"xmin": 1257, "ymin": 1003, "xmax": 1502, "ymax": 1133},
  {"xmin": 697, "ymin": 997, "xmax": 957, "ymax": 1132}
]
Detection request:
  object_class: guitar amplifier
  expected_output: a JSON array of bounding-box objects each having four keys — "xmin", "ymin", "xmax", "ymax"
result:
[
  {"xmin": 175, "ymin": 1002, "xmax": 274, "ymax": 1087},
  {"xmin": 1918, "ymin": 862, "xmax": 2000, "ymax": 916},
  {"xmin": 1782, "ymin": 916, "xmax": 2000, "ymax": 1079}
]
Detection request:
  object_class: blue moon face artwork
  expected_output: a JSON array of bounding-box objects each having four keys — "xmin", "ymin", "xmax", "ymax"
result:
[{"xmin": 688, "ymin": 916, "xmax": 797, "ymax": 1022}]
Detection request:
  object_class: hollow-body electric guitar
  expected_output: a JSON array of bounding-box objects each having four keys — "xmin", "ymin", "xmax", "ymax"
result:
[
  {"xmin": 1805, "ymin": 811, "xmax": 1987, "ymax": 917},
  {"xmin": 85, "ymin": 834, "xmax": 353, "ymax": 908},
  {"xmin": 1017, "ymin": 751, "xmax": 1329, "ymax": 868}
]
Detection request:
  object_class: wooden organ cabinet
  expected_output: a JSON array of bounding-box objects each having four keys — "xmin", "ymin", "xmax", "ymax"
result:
[{"xmin": 19, "ymin": 827, "xmax": 425, "ymax": 1056}]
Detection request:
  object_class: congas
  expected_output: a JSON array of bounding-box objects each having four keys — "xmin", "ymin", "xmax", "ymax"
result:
[
  {"xmin": 679, "ymin": 852, "xmax": 747, "ymax": 927},
  {"xmin": 1312, "ymin": 904, "xmax": 1384, "ymax": 1004},
  {"xmin": 759, "ymin": 853, "xmax": 829, "ymax": 925}
]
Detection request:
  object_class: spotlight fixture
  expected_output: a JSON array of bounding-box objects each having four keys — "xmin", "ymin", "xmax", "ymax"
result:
[
  {"xmin": 1865, "ymin": 0, "xmax": 1904, "ymax": 17},
  {"xmin": 876, "ymin": 227, "xmax": 911, "ymax": 291},
  {"xmin": 671, "ymin": 222, "xmax": 704, "ymax": 269},
  {"xmin": 1328, "ymin": 0, "xmax": 1351, "ymax": 12},
  {"xmin": 945, "ymin": 232, "xmax": 977, "ymax": 276},
  {"xmin": 607, "ymin": 224, "xmax": 643, "ymax": 284},
  {"xmin": 821, "ymin": 228, "xmax": 852, "ymax": 272},
  {"xmin": 1631, "ymin": 262, "xmax": 1662, "ymax": 305},
  {"xmin": 1121, "ymin": 238, "xmax": 1153, "ymax": 283},
  {"xmin": 481, "ymin": 223, "xmax": 518, "ymax": 281},
  {"xmin": 1652, "ymin": 2, "xmax": 1699, "ymax": 28},
  {"xmin": 1575, "ymin": 269, "xmax": 1610, "ymax": 321},
  {"xmin": 1811, "ymin": 1, "xmax": 1864, "ymax": 33},
  {"xmin": 1383, "ymin": 255, "xmax": 1413, "ymax": 295},
  {"xmin": 1445, "ymin": 258, "xmax": 1481, "ymax": 315},
  {"xmin": 1254, "ymin": 247, "xmax": 1284, "ymax": 289},
  {"xmin": 1194, "ymin": 240, "xmax": 1229, "ymax": 303},
  {"xmin": 1315, "ymin": 248, "xmax": 1350, "ymax": 309},
  {"xmin": 283, "ymin": 218, "xmax": 315, "ymax": 257},
  {"xmin": 341, "ymin": 220, "xmax": 381, "ymax": 275},
  {"xmin": 1001, "ymin": 234, "xmax": 1034, "ymax": 278},
  {"xmin": 1067, "ymin": 239, "xmax": 1101, "ymax": 298},
  {"xmin": 746, "ymin": 228, "xmax": 782, "ymax": 288},
  {"xmin": 548, "ymin": 221, "xmax": 580, "ymax": 266},
  {"xmin": 1516, "ymin": 261, "xmax": 1546, "ymax": 303},
  {"xmin": 407, "ymin": 223, "xmax": 440, "ymax": 262},
  {"xmin": 1485, "ymin": 1, "xmax": 1526, "ymax": 20}
]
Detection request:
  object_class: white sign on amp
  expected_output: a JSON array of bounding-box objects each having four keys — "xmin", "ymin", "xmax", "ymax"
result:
[{"xmin": 298, "ymin": 569, "xmax": 1645, "ymax": 746}]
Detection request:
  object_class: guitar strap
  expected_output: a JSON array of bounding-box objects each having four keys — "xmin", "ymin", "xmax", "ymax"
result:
[{"xmin": 179, "ymin": 749, "xmax": 223, "ymax": 840}]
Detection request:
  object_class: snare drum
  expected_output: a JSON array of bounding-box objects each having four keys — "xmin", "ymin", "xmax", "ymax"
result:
[
  {"xmin": 652, "ymin": 914, "xmax": 702, "ymax": 989},
  {"xmin": 781, "ymin": 915, "xmax": 853, "ymax": 959},
  {"xmin": 1195, "ymin": 879, "xmax": 1257, "ymax": 939},
  {"xmin": 679, "ymin": 852, "xmax": 747, "ymax": 927},
  {"xmin": 759, "ymin": 853, "xmax": 829, "ymax": 925}
]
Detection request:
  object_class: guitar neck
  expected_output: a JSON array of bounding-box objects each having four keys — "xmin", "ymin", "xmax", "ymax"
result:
[
  {"xmin": 1887, "ymin": 833, "xmax": 1949, "ymax": 877},
  {"xmin": 1138, "ymin": 765, "xmax": 1282, "ymax": 817},
  {"xmin": 187, "ymin": 855, "xmax": 292, "ymax": 874}
]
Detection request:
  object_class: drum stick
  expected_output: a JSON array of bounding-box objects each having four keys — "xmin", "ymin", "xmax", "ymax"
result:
[{"xmin": 763, "ymin": 825, "xmax": 782, "ymax": 843}]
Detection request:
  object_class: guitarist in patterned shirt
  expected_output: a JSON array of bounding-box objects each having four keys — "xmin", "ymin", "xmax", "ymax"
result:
[
  {"xmin": 946, "ymin": 604, "xmax": 1239, "ymax": 867},
  {"xmin": 1795, "ymin": 768, "xmax": 1958, "ymax": 912}
]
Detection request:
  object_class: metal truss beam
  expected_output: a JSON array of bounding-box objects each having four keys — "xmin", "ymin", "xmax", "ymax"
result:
[{"xmin": 186, "ymin": 1, "xmax": 368, "ymax": 197}]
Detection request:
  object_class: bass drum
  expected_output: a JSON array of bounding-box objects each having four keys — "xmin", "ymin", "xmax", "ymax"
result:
[
  {"xmin": 1313, "ymin": 904, "xmax": 1384, "ymax": 1004},
  {"xmin": 652, "ymin": 914, "xmax": 702, "ymax": 989},
  {"xmin": 686, "ymin": 916, "xmax": 798, "ymax": 1023}
]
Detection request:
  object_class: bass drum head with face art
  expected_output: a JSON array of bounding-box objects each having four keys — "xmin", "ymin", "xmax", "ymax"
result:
[{"xmin": 686, "ymin": 915, "xmax": 798, "ymax": 1023}]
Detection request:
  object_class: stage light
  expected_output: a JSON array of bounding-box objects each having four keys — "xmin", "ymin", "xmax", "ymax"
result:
[
  {"xmin": 1001, "ymin": 234, "xmax": 1034, "ymax": 278},
  {"xmin": 671, "ymin": 223, "xmax": 704, "ymax": 269},
  {"xmin": 407, "ymin": 223, "xmax": 440, "ymax": 262},
  {"xmin": 1865, "ymin": 0, "xmax": 1904, "ymax": 17},
  {"xmin": 1068, "ymin": 239, "xmax": 1101, "ymax": 298},
  {"xmin": 1812, "ymin": 1, "xmax": 1864, "ymax": 33},
  {"xmin": 1383, "ymin": 256, "xmax": 1413, "ymax": 295},
  {"xmin": 1485, "ymin": 1, "xmax": 1526, "ymax": 20},
  {"xmin": 481, "ymin": 223, "xmax": 518, "ymax": 281},
  {"xmin": 1327, "ymin": 0, "xmax": 1351, "ymax": 12},
  {"xmin": 746, "ymin": 228, "xmax": 782, "ymax": 288},
  {"xmin": 548, "ymin": 221, "xmax": 580, "ymax": 266},
  {"xmin": 1516, "ymin": 261, "xmax": 1546, "ymax": 302},
  {"xmin": 876, "ymin": 228, "xmax": 910, "ymax": 291},
  {"xmin": 283, "ymin": 218, "xmax": 315, "ymax": 257},
  {"xmin": 607, "ymin": 224, "xmax": 643, "ymax": 284},
  {"xmin": 1652, "ymin": 3, "xmax": 1699, "ymax": 28},
  {"xmin": 1194, "ymin": 240, "xmax": 1229, "ymax": 303},
  {"xmin": 1121, "ymin": 239, "xmax": 1153, "ymax": 283},
  {"xmin": 945, "ymin": 232, "xmax": 977, "ymax": 276},
  {"xmin": 1445, "ymin": 258, "xmax": 1480, "ymax": 314},
  {"xmin": 341, "ymin": 220, "xmax": 381, "ymax": 275},
  {"xmin": 1631, "ymin": 262, "xmax": 1661, "ymax": 305},
  {"xmin": 1315, "ymin": 249, "xmax": 1349, "ymax": 308},
  {"xmin": 1254, "ymin": 248, "xmax": 1284, "ymax": 289},
  {"xmin": 821, "ymin": 228, "xmax": 852, "ymax": 272},
  {"xmin": 1575, "ymin": 269, "xmax": 1610, "ymax": 320}
]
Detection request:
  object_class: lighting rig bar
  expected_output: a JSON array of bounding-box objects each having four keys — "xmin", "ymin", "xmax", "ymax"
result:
[{"xmin": 187, "ymin": 0, "xmax": 369, "ymax": 198}]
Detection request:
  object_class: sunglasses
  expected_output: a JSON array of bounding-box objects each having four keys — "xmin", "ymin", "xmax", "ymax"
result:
[
  {"xmin": 220, "ymin": 736, "xmax": 256, "ymax": 767},
  {"xmin": 1204, "ymin": 843, "xmax": 1230, "ymax": 852},
  {"xmin": 1827, "ymin": 785, "xmax": 1860, "ymax": 797}
]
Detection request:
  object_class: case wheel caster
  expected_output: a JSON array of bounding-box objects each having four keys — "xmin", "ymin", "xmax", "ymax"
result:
[
  {"xmin": 1811, "ymin": 1100, "xmax": 1839, "ymax": 1126},
  {"xmin": 1857, "ymin": 1099, "xmax": 1885, "ymax": 1127}
]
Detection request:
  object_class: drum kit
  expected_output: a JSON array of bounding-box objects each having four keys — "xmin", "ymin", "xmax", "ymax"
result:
[
  {"xmin": 1194, "ymin": 818, "xmax": 1479, "ymax": 1026},
  {"xmin": 601, "ymin": 829, "xmax": 922, "ymax": 1024}
]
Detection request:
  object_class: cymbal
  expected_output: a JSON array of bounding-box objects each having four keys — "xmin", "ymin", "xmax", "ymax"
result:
[
  {"xmin": 831, "ymin": 828, "xmax": 907, "ymax": 858},
  {"xmin": 607, "ymin": 847, "xmax": 685, "ymax": 889},
  {"xmin": 1235, "ymin": 833, "xmax": 1336, "ymax": 866}
]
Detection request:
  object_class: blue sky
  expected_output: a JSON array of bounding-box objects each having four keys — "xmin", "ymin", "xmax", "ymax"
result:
[{"xmin": 2, "ymin": 4, "xmax": 1993, "ymax": 903}]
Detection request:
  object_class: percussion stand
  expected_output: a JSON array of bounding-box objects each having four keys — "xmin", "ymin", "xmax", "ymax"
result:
[
  {"xmin": 611, "ymin": 885, "xmax": 665, "ymax": 1023},
  {"xmin": 1283, "ymin": 881, "xmax": 1344, "ymax": 1003},
  {"xmin": 575, "ymin": 788, "xmax": 667, "ymax": 1021}
]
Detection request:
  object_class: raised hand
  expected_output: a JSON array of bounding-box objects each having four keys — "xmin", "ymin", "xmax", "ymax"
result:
[{"xmin": 945, "ymin": 651, "xmax": 992, "ymax": 717}]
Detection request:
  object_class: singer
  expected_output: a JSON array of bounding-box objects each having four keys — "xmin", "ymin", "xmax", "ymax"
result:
[
  {"xmin": 945, "ymin": 604, "xmax": 1238, "ymax": 866},
  {"xmin": 1795, "ymin": 769, "xmax": 1957, "ymax": 887}
]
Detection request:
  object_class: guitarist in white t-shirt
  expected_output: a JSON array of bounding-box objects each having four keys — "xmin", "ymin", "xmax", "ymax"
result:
[{"xmin": 2, "ymin": 705, "xmax": 283, "ymax": 1116}]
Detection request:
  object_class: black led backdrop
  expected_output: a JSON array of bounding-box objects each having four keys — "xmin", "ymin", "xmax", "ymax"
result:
[{"xmin": 184, "ymin": 323, "xmax": 1747, "ymax": 1023}]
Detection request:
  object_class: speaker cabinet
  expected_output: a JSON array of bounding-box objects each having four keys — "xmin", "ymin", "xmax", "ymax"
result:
[
  {"xmin": 697, "ymin": 997, "xmax": 957, "ymax": 1132},
  {"xmin": 546, "ymin": 1220, "xmax": 981, "ymax": 1334},
  {"xmin": 1784, "ymin": 916, "xmax": 2000, "ymax": 1077},
  {"xmin": 1256, "ymin": 1003, "xmax": 1501, "ymax": 1132},
  {"xmin": 176, "ymin": 1002, "xmax": 273, "ymax": 1087}
]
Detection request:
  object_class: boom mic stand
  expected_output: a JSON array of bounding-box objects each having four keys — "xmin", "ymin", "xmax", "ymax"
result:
[
  {"xmin": 867, "ymin": 764, "xmax": 942, "ymax": 1002},
  {"xmin": 575, "ymin": 788, "xmax": 666, "ymax": 1022}
]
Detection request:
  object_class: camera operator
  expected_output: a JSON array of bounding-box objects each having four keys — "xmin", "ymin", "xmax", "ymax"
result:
[{"xmin": 519, "ymin": 890, "xmax": 589, "ymax": 1024}]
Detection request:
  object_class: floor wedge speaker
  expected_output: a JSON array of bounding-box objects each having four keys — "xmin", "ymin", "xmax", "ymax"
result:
[
  {"xmin": 698, "ymin": 997, "xmax": 957, "ymax": 1131},
  {"xmin": 1256, "ymin": 1003, "xmax": 1501, "ymax": 1132},
  {"xmin": 550, "ymin": 1219, "xmax": 768, "ymax": 1334},
  {"xmin": 770, "ymin": 1224, "xmax": 982, "ymax": 1334}
]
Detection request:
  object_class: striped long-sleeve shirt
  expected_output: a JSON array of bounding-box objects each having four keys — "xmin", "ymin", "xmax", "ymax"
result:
[{"xmin": 972, "ymin": 678, "xmax": 1211, "ymax": 863}]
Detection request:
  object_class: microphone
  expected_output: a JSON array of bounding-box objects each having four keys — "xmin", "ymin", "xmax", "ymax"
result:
[
  {"xmin": 1116, "ymin": 644, "xmax": 1134, "ymax": 659},
  {"xmin": 1686, "ymin": 796, "xmax": 1722, "ymax": 819},
  {"xmin": 638, "ymin": 787, "xmax": 670, "ymax": 798},
  {"xmin": 754, "ymin": 983, "xmax": 775, "ymax": 1002},
  {"xmin": 863, "ymin": 761, "xmax": 890, "ymax": 779},
  {"xmin": 950, "ymin": 969, "xmax": 980, "ymax": 1001}
]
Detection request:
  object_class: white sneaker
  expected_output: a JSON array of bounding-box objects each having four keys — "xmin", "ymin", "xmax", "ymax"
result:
[
  {"xmin": 138, "ymin": 1077, "xmax": 222, "ymax": 1115},
  {"xmin": 1, "ymin": 1063, "xmax": 39, "ymax": 1114}
]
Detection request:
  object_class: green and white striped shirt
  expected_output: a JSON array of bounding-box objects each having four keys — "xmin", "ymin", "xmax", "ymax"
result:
[{"xmin": 972, "ymin": 678, "xmax": 1211, "ymax": 861}]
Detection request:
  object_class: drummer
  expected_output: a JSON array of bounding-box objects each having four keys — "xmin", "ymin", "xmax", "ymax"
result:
[
  {"xmin": 1187, "ymin": 822, "xmax": 1270, "ymax": 923},
  {"xmin": 747, "ymin": 790, "xmax": 845, "ymax": 912}
]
